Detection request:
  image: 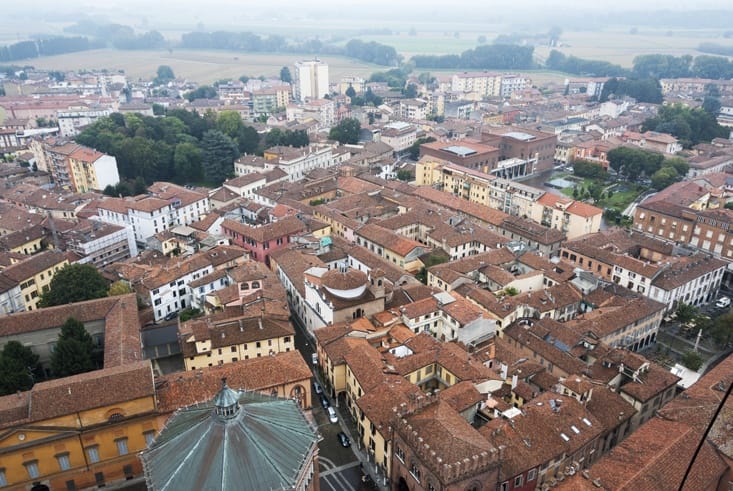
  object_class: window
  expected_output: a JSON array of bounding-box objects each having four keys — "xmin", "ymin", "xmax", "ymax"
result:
[
  {"xmin": 409, "ymin": 463, "xmax": 421, "ymax": 482},
  {"xmin": 86, "ymin": 446, "xmax": 100, "ymax": 463},
  {"xmin": 0, "ymin": 469, "xmax": 6, "ymax": 487},
  {"xmin": 95, "ymin": 472, "xmax": 105, "ymax": 487},
  {"xmin": 515, "ymin": 475, "xmax": 524, "ymax": 487},
  {"xmin": 144, "ymin": 430, "xmax": 156, "ymax": 446},
  {"xmin": 527, "ymin": 468, "xmax": 537, "ymax": 481},
  {"xmin": 57, "ymin": 452, "xmax": 71, "ymax": 471},
  {"xmin": 24, "ymin": 460, "xmax": 40, "ymax": 479},
  {"xmin": 66, "ymin": 480, "xmax": 77, "ymax": 491},
  {"xmin": 231, "ymin": 346, "xmax": 237, "ymax": 352},
  {"xmin": 115, "ymin": 437, "xmax": 129, "ymax": 456},
  {"xmin": 395, "ymin": 446, "xmax": 405, "ymax": 463}
]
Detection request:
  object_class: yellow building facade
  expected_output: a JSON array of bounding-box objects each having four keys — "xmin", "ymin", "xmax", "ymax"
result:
[{"xmin": 0, "ymin": 362, "xmax": 163, "ymax": 490}]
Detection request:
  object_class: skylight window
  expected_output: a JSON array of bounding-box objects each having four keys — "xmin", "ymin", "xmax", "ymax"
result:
[
  {"xmin": 582, "ymin": 418, "xmax": 592, "ymax": 426},
  {"xmin": 571, "ymin": 425, "xmax": 580, "ymax": 434},
  {"xmin": 560, "ymin": 433, "xmax": 570, "ymax": 442}
]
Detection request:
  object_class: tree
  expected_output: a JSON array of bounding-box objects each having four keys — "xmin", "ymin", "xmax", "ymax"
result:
[
  {"xmin": 51, "ymin": 317, "xmax": 96, "ymax": 377},
  {"xmin": 345, "ymin": 84, "xmax": 357, "ymax": 99},
  {"xmin": 675, "ymin": 302, "xmax": 699, "ymax": 324},
  {"xmin": 173, "ymin": 142, "xmax": 204, "ymax": 183},
  {"xmin": 0, "ymin": 341, "xmax": 40, "ymax": 395},
  {"xmin": 702, "ymin": 96, "xmax": 721, "ymax": 115},
  {"xmin": 680, "ymin": 351, "xmax": 703, "ymax": 371},
  {"xmin": 396, "ymin": 169, "xmax": 412, "ymax": 181},
  {"xmin": 216, "ymin": 110, "xmax": 245, "ymax": 140},
  {"xmin": 108, "ymin": 280, "xmax": 133, "ymax": 296},
  {"xmin": 39, "ymin": 264, "xmax": 109, "ymax": 307},
  {"xmin": 407, "ymin": 136, "xmax": 436, "ymax": 160},
  {"xmin": 651, "ymin": 166, "xmax": 680, "ymax": 190},
  {"xmin": 201, "ymin": 129, "xmax": 238, "ymax": 185},
  {"xmin": 154, "ymin": 65, "xmax": 175, "ymax": 85},
  {"xmin": 329, "ymin": 118, "xmax": 361, "ymax": 144},
  {"xmin": 280, "ymin": 66, "xmax": 292, "ymax": 83},
  {"xmin": 725, "ymin": 202, "xmax": 733, "ymax": 210},
  {"xmin": 707, "ymin": 311, "xmax": 733, "ymax": 346},
  {"xmin": 403, "ymin": 83, "xmax": 418, "ymax": 98}
]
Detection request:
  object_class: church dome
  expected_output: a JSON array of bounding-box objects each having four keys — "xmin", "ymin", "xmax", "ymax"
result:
[{"xmin": 321, "ymin": 264, "xmax": 368, "ymax": 299}]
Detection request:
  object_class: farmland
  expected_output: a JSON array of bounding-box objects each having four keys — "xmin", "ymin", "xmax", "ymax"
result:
[{"xmin": 25, "ymin": 49, "xmax": 384, "ymax": 84}]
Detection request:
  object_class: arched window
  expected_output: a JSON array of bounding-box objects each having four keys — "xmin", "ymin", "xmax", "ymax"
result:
[
  {"xmin": 252, "ymin": 281, "xmax": 261, "ymax": 289},
  {"xmin": 240, "ymin": 282, "xmax": 249, "ymax": 291}
]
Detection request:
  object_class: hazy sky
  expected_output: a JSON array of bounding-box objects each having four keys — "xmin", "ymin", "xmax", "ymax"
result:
[{"xmin": 3, "ymin": 0, "xmax": 733, "ymax": 38}]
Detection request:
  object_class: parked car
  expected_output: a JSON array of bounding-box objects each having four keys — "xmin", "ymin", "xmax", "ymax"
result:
[
  {"xmin": 311, "ymin": 353, "xmax": 318, "ymax": 365},
  {"xmin": 716, "ymin": 296, "xmax": 731, "ymax": 308},
  {"xmin": 313, "ymin": 381, "xmax": 323, "ymax": 395},
  {"xmin": 337, "ymin": 431, "xmax": 351, "ymax": 447},
  {"xmin": 164, "ymin": 311, "xmax": 178, "ymax": 321},
  {"xmin": 320, "ymin": 394, "xmax": 330, "ymax": 409},
  {"xmin": 328, "ymin": 407, "xmax": 338, "ymax": 424}
]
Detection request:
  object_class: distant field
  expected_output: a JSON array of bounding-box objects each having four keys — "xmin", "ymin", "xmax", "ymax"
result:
[
  {"xmin": 24, "ymin": 49, "xmax": 384, "ymax": 84},
  {"xmin": 535, "ymin": 28, "xmax": 733, "ymax": 67}
]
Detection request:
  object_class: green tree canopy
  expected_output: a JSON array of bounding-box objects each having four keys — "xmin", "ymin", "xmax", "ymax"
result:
[
  {"xmin": 280, "ymin": 66, "xmax": 292, "ymax": 83},
  {"xmin": 680, "ymin": 351, "xmax": 703, "ymax": 371},
  {"xmin": 154, "ymin": 65, "xmax": 175, "ymax": 84},
  {"xmin": 51, "ymin": 317, "xmax": 96, "ymax": 377},
  {"xmin": 201, "ymin": 129, "xmax": 238, "ymax": 185},
  {"xmin": 328, "ymin": 118, "xmax": 361, "ymax": 144},
  {"xmin": 39, "ymin": 264, "xmax": 109, "ymax": 307},
  {"xmin": 0, "ymin": 341, "xmax": 40, "ymax": 395}
]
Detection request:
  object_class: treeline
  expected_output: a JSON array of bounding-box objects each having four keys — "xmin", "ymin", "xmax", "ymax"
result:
[
  {"xmin": 412, "ymin": 44, "xmax": 534, "ymax": 70},
  {"xmin": 64, "ymin": 21, "xmax": 166, "ymax": 50},
  {"xmin": 344, "ymin": 39, "xmax": 400, "ymax": 66},
  {"xmin": 546, "ymin": 50, "xmax": 627, "ymax": 77},
  {"xmin": 75, "ymin": 110, "xmax": 267, "ymax": 187},
  {"xmin": 632, "ymin": 53, "xmax": 733, "ymax": 80},
  {"xmin": 698, "ymin": 43, "xmax": 733, "ymax": 57},
  {"xmin": 0, "ymin": 37, "xmax": 101, "ymax": 62},
  {"xmin": 642, "ymin": 103, "xmax": 729, "ymax": 148},
  {"xmin": 599, "ymin": 77, "xmax": 662, "ymax": 104}
]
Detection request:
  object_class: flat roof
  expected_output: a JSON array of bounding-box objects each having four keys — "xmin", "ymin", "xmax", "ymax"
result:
[
  {"xmin": 503, "ymin": 131, "xmax": 536, "ymax": 141},
  {"xmin": 442, "ymin": 145, "xmax": 478, "ymax": 157}
]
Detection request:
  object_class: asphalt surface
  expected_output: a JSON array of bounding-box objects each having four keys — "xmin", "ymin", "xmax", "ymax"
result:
[{"xmin": 289, "ymin": 313, "xmax": 381, "ymax": 490}]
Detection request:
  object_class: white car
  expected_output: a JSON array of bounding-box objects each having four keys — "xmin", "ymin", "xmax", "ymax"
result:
[
  {"xmin": 716, "ymin": 297, "xmax": 730, "ymax": 308},
  {"xmin": 327, "ymin": 407, "xmax": 338, "ymax": 424}
]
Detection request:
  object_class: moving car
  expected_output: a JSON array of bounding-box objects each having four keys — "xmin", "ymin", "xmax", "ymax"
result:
[
  {"xmin": 716, "ymin": 296, "xmax": 730, "ymax": 308},
  {"xmin": 328, "ymin": 406, "xmax": 338, "ymax": 424},
  {"xmin": 337, "ymin": 431, "xmax": 351, "ymax": 447},
  {"xmin": 320, "ymin": 394, "xmax": 330, "ymax": 409}
]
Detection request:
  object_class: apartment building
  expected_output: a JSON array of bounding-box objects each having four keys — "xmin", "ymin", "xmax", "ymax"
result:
[
  {"xmin": 57, "ymin": 107, "xmax": 111, "ymax": 137},
  {"xmin": 221, "ymin": 215, "xmax": 306, "ymax": 264},
  {"xmin": 96, "ymin": 196, "xmax": 174, "ymax": 245},
  {"xmin": 380, "ymin": 121, "xmax": 417, "ymax": 153},
  {"xmin": 60, "ymin": 219, "xmax": 138, "ymax": 267},
  {"xmin": 251, "ymin": 86, "xmax": 290, "ymax": 115},
  {"xmin": 355, "ymin": 223, "xmax": 426, "ymax": 272},
  {"xmin": 293, "ymin": 59, "xmax": 329, "ymax": 102},
  {"xmin": 399, "ymin": 98, "xmax": 429, "ymax": 120},
  {"xmin": 451, "ymin": 71, "xmax": 503, "ymax": 99},
  {"xmin": 561, "ymin": 228, "xmax": 726, "ymax": 312},
  {"xmin": 0, "ymin": 250, "xmax": 69, "ymax": 311},
  {"xmin": 262, "ymin": 143, "xmax": 338, "ymax": 182},
  {"xmin": 179, "ymin": 313, "xmax": 294, "ymax": 370},
  {"xmin": 532, "ymin": 193, "xmax": 603, "ymax": 240},
  {"xmin": 67, "ymin": 146, "xmax": 120, "ymax": 193}
]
